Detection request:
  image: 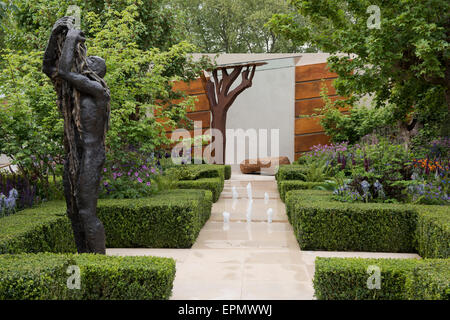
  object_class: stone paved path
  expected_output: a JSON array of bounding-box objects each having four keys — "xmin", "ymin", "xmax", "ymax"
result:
[{"xmin": 107, "ymin": 170, "xmax": 420, "ymax": 300}]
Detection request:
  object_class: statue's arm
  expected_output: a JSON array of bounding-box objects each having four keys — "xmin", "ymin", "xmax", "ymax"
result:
[
  {"xmin": 58, "ymin": 29, "xmax": 107, "ymax": 98},
  {"xmin": 43, "ymin": 17, "xmax": 75, "ymax": 78},
  {"xmin": 42, "ymin": 34, "xmax": 59, "ymax": 78}
]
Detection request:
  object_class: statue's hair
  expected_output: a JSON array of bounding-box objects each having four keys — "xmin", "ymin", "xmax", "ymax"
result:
[{"xmin": 53, "ymin": 31, "xmax": 110, "ymax": 194}]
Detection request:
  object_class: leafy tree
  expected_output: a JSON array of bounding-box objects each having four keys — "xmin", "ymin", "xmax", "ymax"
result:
[
  {"xmin": 168, "ymin": 0, "xmax": 307, "ymax": 53},
  {"xmin": 2, "ymin": 0, "xmax": 179, "ymax": 51},
  {"xmin": 268, "ymin": 0, "xmax": 449, "ymax": 138},
  {"xmin": 0, "ymin": 2, "xmax": 211, "ymax": 194}
]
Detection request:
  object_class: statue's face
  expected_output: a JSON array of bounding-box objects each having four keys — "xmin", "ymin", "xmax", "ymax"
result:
[{"xmin": 87, "ymin": 56, "xmax": 106, "ymax": 78}]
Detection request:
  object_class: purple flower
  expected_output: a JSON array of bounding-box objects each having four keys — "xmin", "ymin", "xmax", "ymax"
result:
[
  {"xmin": 135, "ymin": 172, "xmax": 139, "ymax": 177},
  {"xmin": 103, "ymin": 168, "xmax": 107, "ymax": 173},
  {"xmin": 151, "ymin": 168, "xmax": 156, "ymax": 174},
  {"xmin": 146, "ymin": 182, "xmax": 151, "ymax": 187},
  {"xmin": 137, "ymin": 177, "xmax": 143, "ymax": 183}
]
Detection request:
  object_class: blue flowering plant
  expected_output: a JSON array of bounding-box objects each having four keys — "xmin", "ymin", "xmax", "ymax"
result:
[{"xmin": 0, "ymin": 188, "xmax": 19, "ymax": 217}]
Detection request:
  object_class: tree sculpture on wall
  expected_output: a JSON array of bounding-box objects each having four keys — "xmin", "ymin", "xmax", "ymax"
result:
[
  {"xmin": 43, "ymin": 17, "xmax": 109, "ymax": 254},
  {"xmin": 201, "ymin": 62, "xmax": 265, "ymax": 164}
]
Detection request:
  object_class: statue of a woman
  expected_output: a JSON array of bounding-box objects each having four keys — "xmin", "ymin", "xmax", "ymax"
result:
[{"xmin": 43, "ymin": 17, "xmax": 110, "ymax": 254}]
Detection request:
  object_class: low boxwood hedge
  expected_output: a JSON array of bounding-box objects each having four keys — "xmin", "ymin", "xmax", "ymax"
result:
[
  {"xmin": 176, "ymin": 178, "xmax": 223, "ymax": 202},
  {"xmin": 275, "ymin": 165, "xmax": 308, "ymax": 181},
  {"xmin": 98, "ymin": 189, "xmax": 212, "ymax": 248},
  {"xmin": 0, "ymin": 189, "xmax": 212, "ymax": 253},
  {"xmin": 0, "ymin": 253, "xmax": 176, "ymax": 300},
  {"xmin": 313, "ymin": 257, "xmax": 449, "ymax": 300},
  {"xmin": 415, "ymin": 205, "xmax": 450, "ymax": 259},
  {"xmin": 224, "ymin": 165, "xmax": 232, "ymax": 180},
  {"xmin": 279, "ymin": 181, "xmax": 323, "ymax": 202},
  {"xmin": 405, "ymin": 259, "xmax": 450, "ymax": 300},
  {"xmin": 285, "ymin": 190, "xmax": 449, "ymax": 257},
  {"xmin": 0, "ymin": 201, "xmax": 76, "ymax": 254}
]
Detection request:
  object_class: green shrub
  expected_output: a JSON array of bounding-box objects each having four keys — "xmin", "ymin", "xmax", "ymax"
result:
[
  {"xmin": 286, "ymin": 190, "xmax": 449, "ymax": 257},
  {"xmin": 0, "ymin": 253, "xmax": 176, "ymax": 300},
  {"xmin": 279, "ymin": 181, "xmax": 323, "ymax": 202},
  {"xmin": 415, "ymin": 205, "xmax": 450, "ymax": 259},
  {"xmin": 176, "ymin": 178, "xmax": 223, "ymax": 202},
  {"xmin": 0, "ymin": 253, "xmax": 73, "ymax": 300},
  {"xmin": 275, "ymin": 165, "xmax": 308, "ymax": 182},
  {"xmin": 405, "ymin": 259, "xmax": 450, "ymax": 300},
  {"xmin": 97, "ymin": 189, "xmax": 212, "ymax": 248},
  {"xmin": 167, "ymin": 164, "xmax": 225, "ymax": 180},
  {"xmin": 314, "ymin": 257, "xmax": 449, "ymax": 300},
  {"xmin": 313, "ymin": 257, "xmax": 418, "ymax": 300},
  {"xmin": 286, "ymin": 190, "xmax": 417, "ymax": 252},
  {"xmin": 285, "ymin": 190, "xmax": 330, "ymax": 222},
  {"xmin": 224, "ymin": 165, "xmax": 232, "ymax": 180},
  {"xmin": 0, "ymin": 201, "xmax": 75, "ymax": 254},
  {"xmin": 0, "ymin": 190, "xmax": 212, "ymax": 252},
  {"xmin": 71, "ymin": 254, "xmax": 176, "ymax": 300}
]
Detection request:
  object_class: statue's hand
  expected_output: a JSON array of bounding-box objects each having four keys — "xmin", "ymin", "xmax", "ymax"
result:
[
  {"xmin": 52, "ymin": 16, "xmax": 75, "ymax": 35},
  {"xmin": 67, "ymin": 29, "xmax": 86, "ymax": 43}
]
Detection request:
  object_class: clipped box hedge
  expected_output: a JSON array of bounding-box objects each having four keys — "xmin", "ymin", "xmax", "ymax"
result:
[
  {"xmin": 279, "ymin": 181, "xmax": 323, "ymax": 202},
  {"xmin": 405, "ymin": 259, "xmax": 450, "ymax": 300},
  {"xmin": 224, "ymin": 165, "xmax": 232, "ymax": 180},
  {"xmin": 0, "ymin": 189, "xmax": 212, "ymax": 253},
  {"xmin": 275, "ymin": 165, "xmax": 308, "ymax": 182},
  {"xmin": 0, "ymin": 201, "xmax": 76, "ymax": 254},
  {"xmin": 0, "ymin": 253, "xmax": 176, "ymax": 300},
  {"xmin": 176, "ymin": 178, "xmax": 223, "ymax": 202},
  {"xmin": 415, "ymin": 205, "xmax": 450, "ymax": 259},
  {"xmin": 167, "ymin": 164, "xmax": 226, "ymax": 202},
  {"xmin": 314, "ymin": 257, "xmax": 449, "ymax": 300},
  {"xmin": 285, "ymin": 190, "xmax": 449, "ymax": 257},
  {"xmin": 98, "ymin": 189, "xmax": 212, "ymax": 248}
]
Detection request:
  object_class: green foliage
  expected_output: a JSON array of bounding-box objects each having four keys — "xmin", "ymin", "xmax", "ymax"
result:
[
  {"xmin": 285, "ymin": 189, "xmax": 450, "ymax": 257},
  {"xmin": 0, "ymin": 3, "xmax": 212, "ymax": 198},
  {"xmin": 0, "ymin": 190, "xmax": 213, "ymax": 252},
  {"xmin": 0, "ymin": 50, "xmax": 64, "ymax": 199},
  {"xmin": 319, "ymin": 92, "xmax": 396, "ymax": 144},
  {"xmin": 0, "ymin": 253, "xmax": 176, "ymax": 300},
  {"xmin": 415, "ymin": 205, "xmax": 450, "ymax": 259},
  {"xmin": 0, "ymin": 253, "xmax": 73, "ymax": 300},
  {"xmin": 176, "ymin": 178, "xmax": 224, "ymax": 203},
  {"xmin": 224, "ymin": 165, "xmax": 232, "ymax": 180},
  {"xmin": 270, "ymin": 0, "xmax": 449, "ymax": 137},
  {"xmin": 97, "ymin": 190, "xmax": 212, "ymax": 248},
  {"xmin": 279, "ymin": 181, "xmax": 323, "ymax": 202},
  {"xmin": 0, "ymin": 201, "xmax": 75, "ymax": 254},
  {"xmin": 2, "ymin": 0, "xmax": 179, "ymax": 51},
  {"xmin": 169, "ymin": 0, "xmax": 305, "ymax": 53},
  {"xmin": 405, "ymin": 259, "xmax": 450, "ymax": 300},
  {"xmin": 165, "ymin": 164, "xmax": 226, "ymax": 202},
  {"xmin": 275, "ymin": 165, "xmax": 308, "ymax": 181},
  {"xmin": 313, "ymin": 257, "xmax": 449, "ymax": 300},
  {"xmin": 287, "ymin": 190, "xmax": 417, "ymax": 252}
]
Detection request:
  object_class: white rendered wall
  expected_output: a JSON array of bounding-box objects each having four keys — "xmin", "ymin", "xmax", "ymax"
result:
[{"xmin": 225, "ymin": 58, "xmax": 295, "ymax": 164}]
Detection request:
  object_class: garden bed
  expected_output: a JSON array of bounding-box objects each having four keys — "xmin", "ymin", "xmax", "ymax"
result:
[
  {"xmin": 314, "ymin": 257, "xmax": 449, "ymax": 300},
  {"xmin": 0, "ymin": 253, "xmax": 175, "ymax": 300},
  {"xmin": 285, "ymin": 189, "xmax": 449, "ymax": 257},
  {"xmin": 0, "ymin": 189, "xmax": 212, "ymax": 253}
]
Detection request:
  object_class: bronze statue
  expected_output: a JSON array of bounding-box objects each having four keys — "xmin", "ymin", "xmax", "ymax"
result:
[{"xmin": 43, "ymin": 17, "xmax": 109, "ymax": 254}]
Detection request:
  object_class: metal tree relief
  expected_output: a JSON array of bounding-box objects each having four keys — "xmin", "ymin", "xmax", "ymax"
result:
[
  {"xmin": 43, "ymin": 17, "xmax": 109, "ymax": 254},
  {"xmin": 201, "ymin": 62, "xmax": 265, "ymax": 164}
]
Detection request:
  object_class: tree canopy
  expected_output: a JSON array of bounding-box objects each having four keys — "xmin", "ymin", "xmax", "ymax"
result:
[
  {"xmin": 268, "ymin": 0, "xmax": 449, "ymax": 138},
  {"xmin": 168, "ymin": 0, "xmax": 309, "ymax": 53}
]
